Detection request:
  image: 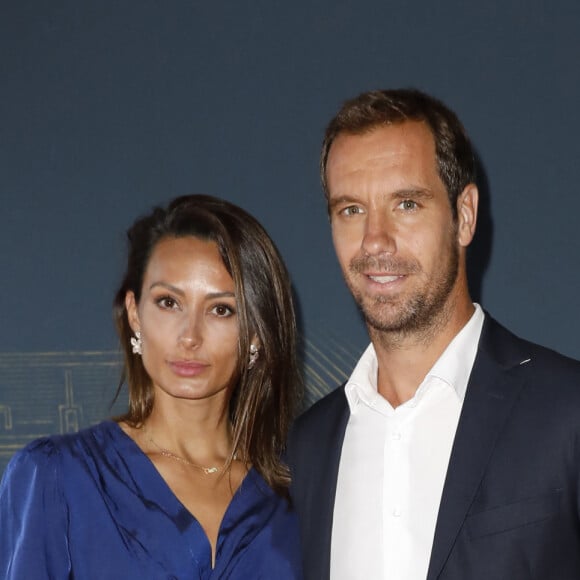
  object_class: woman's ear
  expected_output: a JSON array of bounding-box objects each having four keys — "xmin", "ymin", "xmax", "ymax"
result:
[{"xmin": 125, "ymin": 291, "xmax": 141, "ymax": 333}]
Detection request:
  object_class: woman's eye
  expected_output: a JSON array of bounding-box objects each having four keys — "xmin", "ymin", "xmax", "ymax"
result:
[
  {"xmin": 156, "ymin": 296, "xmax": 178, "ymax": 309},
  {"xmin": 211, "ymin": 304, "xmax": 235, "ymax": 317}
]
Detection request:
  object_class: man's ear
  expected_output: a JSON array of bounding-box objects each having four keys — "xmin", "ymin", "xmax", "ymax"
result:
[
  {"xmin": 457, "ymin": 184, "xmax": 478, "ymax": 248},
  {"xmin": 125, "ymin": 291, "xmax": 141, "ymax": 333}
]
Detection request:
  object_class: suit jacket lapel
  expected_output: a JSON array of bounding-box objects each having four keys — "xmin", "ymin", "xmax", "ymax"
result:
[
  {"xmin": 290, "ymin": 386, "xmax": 350, "ymax": 580},
  {"xmin": 427, "ymin": 316, "xmax": 531, "ymax": 580},
  {"xmin": 313, "ymin": 395, "xmax": 350, "ymax": 579}
]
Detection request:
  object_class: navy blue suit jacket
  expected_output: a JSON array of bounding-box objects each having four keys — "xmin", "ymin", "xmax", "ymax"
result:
[{"xmin": 287, "ymin": 315, "xmax": 580, "ymax": 579}]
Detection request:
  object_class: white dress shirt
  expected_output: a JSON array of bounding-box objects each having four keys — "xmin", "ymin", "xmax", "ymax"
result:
[{"xmin": 330, "ymin": 305, "xmax": 485, "ymax": 580}]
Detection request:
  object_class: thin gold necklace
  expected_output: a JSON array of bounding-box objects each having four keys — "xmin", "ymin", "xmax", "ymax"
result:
[{"xmin": 147, "ymin": 433, "xmax": 221, "ymax": 475}]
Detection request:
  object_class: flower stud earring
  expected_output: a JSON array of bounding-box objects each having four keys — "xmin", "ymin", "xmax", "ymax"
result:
[
  {"xmin": 130, "ymin": 331, "xmax": 143, "ymax": 355},
  {"xmin": 248, "ymin": 344, "xmax": 259, "ymax": 369}
]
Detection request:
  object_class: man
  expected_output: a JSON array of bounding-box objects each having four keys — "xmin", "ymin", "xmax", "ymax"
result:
[{"xmin": 287, "ymin": 89, "xmax": 580, "ymax": 580}]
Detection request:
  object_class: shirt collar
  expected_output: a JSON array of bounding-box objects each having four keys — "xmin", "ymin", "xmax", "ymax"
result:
[
  {"xmin": 344, "ymin": 342, "xmax": 381, "ymax": 411},
  {"xmin": 345, "ymin": 304, "xmax": 485, "ymax": 411},
  {"xmin": 426, "ymin": 303, "xmax": 484, "ymax": 401}
]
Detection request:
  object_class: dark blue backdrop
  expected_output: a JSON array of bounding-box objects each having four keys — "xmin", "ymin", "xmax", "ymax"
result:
[{"xmin": 2, "ymin": 0, "xmax": 579, "ymax": 473}]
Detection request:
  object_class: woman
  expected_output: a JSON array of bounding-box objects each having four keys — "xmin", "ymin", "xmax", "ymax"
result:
[{"xmin": 0, "ymin": 194, "xmax": 303, "ymax": 578}]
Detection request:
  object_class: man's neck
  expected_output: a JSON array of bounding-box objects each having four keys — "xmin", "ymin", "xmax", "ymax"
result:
[{"xmin": 370, "ymin": 297, "xmax": 475, "ymax": 408}]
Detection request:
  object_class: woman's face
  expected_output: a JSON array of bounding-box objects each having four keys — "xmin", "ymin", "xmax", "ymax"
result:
[{"xmin": 126, "ymin": 236, "xmax": 240, "ymax": 406}]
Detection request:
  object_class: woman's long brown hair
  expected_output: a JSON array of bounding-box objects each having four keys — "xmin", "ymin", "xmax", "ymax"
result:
[{"xmin": 113, "ymin": 194, "xmax": 302, "ymax": 496}]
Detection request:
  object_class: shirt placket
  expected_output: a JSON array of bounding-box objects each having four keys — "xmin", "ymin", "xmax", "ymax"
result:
[{"xmin": 382, "ymin": 406, "xmax": 411, "ymax": 580}]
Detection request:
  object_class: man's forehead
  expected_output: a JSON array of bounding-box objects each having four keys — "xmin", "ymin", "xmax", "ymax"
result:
[
  {"xmin": 326, "ymin": 122, "xmax": 438, "ymax": 185},
  {"xmin": 328, "ymin": 122, "xmax": 435, "ymax": 169}
]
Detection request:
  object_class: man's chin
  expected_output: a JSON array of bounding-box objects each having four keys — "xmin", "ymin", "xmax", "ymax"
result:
[{"xmin": 360, "ymin": 304, "xmax": 409, "ymax": 334}]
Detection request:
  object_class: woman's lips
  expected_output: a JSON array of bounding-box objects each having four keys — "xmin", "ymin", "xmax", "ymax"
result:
[{"xmin": 168, "ymin": 360, "xmax": 209, "ymax": 377}]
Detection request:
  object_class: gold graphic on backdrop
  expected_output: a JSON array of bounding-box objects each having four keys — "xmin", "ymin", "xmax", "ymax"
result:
[
  {"xmin": 0, "ymin": 351, "xmax": 121, "ymax": 474},
  {"xmin": 59, "ymin": 370, "xmax": 83, "ymax": 434},
  {"xmin": 0, "ymin": 334, "xmax": 364, "ymax": 475}
]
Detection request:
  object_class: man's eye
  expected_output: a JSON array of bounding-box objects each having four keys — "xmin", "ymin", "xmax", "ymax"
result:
[
  {"xmin": 341, "ymin": 206, "xmax": 364, "ymax": 216},
  {"xmin": 211, "ymin": 304, "xmax": 235, "ymax": 317},
  {"xmin": 400, "ymin": 200, "xmax": 418, "ymax": 210}
]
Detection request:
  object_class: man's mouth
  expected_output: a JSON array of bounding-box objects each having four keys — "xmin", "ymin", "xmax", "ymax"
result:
[{"xmin": 368, "ymin": 274, "xmax": 402, "ymax": 284}]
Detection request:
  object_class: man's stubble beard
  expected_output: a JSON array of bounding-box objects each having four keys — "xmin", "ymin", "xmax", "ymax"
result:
[{"xmin": 345, "ymin": 231, "xmax": 460, "ymax": 344}]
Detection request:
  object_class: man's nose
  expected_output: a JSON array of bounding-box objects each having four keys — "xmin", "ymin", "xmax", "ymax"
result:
[{"xmin": 361, "ymin": 211, "xmax": 396, "ymax": 256}]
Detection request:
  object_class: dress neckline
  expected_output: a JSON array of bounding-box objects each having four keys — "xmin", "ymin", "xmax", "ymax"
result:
[{"xmin": 104, "ymin": 420, "xmax": 260, "ymax": 571}]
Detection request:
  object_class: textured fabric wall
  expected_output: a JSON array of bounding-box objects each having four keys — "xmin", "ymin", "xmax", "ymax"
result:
[{"xmin": 1, "ymin": 0, "xmax": 579, "ymax": 474}]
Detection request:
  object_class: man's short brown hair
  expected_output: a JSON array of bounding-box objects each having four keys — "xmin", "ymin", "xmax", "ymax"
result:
[{"xmin": 321, "ymin": 88, "xmax": 476, "ymax": 216}]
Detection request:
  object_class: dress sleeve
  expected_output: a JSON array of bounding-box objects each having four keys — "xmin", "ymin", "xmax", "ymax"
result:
[{"xmin": 0, "ymin": 439, "xmax": 71, "ymax": 579}]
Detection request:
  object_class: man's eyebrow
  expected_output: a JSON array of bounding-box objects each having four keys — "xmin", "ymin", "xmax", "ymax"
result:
[
  {"xmin": 328, "ymin": 195, "xmax": 361, "ymax": 211},
  {"xmin": 328, "ymin": 189, "xmax": 434, "ymax": 210},
  {"xmin": 392, "ymin": 188, "xmax": 435, "ymax": 199}
]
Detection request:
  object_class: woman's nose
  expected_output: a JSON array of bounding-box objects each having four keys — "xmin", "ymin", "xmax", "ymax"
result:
[{"xmin": 178, "ymin": 316, "xmax": 202, "ymax": 349}]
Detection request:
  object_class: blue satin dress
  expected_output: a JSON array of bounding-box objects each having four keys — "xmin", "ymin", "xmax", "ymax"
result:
[{"xmin": 0, "ymin": 421, "xmax": 303, "ymax": 579}]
